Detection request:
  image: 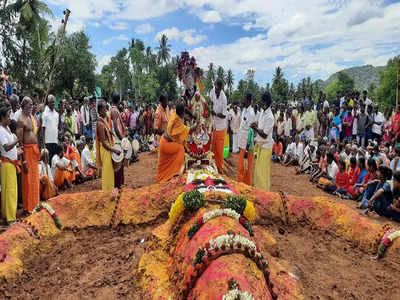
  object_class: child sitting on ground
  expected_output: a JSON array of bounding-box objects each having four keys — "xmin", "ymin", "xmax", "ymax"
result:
[
  {"xmin": 297, "ymin": 140, "xmax": 317, "ymax": 175},
  {"xmin": 39, "ymin": 149, "xmax": 58, "ymax": 200},
  {"xmin": 357, "ymin": 158, "xmax": 379, "ymax": 207},
  {"xmin": 364, "ymin": 166, "xmax": 393, "ymax": 217},
  {"xmin": 282, "ymin": 136, "xmax": 297, "ymax": 166},
  {"xmin": 316, "ymin": 152, "xmax": 338, "ymax": 188},
  {"xmin": 310, "ymin": 147, "xmax": 327, "ymax": 183},
  {"xmin": 323, "ymin": 159, "xmax": 349, "ymax": 197},
  {"xmin": 272, "ymin": 137, "xmax": 283, "ymax": 162},
  {"xmin": 385, "ymin": 171, "xmax": 400, "ymax": 222}
]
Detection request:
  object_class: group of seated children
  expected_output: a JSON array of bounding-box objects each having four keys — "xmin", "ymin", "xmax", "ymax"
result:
[{"xmin": 275, "ymin": 136, "xmax": 400, "ymax": 223}]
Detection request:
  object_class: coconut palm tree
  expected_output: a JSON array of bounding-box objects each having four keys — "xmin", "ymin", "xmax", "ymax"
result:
[
  {"xmin": 226, "ymin": 69, "xmax": 234, "ymax": 98},
  {"xmin": 156, "ymin": 34, "xmax": 171, "ymax": 65}
]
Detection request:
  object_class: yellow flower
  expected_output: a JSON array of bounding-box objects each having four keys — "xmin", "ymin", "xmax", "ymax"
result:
[
  {"xmin": 243, "ymin": 200, "xmax": 256, "ymax": 222},
  {"xmin": 169, "ymin": 193, "xmax": 185, "ymax": 224}
]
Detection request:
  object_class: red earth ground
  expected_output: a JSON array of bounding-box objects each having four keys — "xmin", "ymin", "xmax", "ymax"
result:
[{"xmin": 1, "ymin": 152, "xmax": 399, "ymax": 299}]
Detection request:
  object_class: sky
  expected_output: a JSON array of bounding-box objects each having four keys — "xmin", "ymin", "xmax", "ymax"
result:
[{"xmin": 45, "ymin": 0, "xmax": 400, "ymax": 85}]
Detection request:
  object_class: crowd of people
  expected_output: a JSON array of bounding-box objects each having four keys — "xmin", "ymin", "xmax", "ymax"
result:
[
  {"xmin": 257, "ymin": 90, "xmax": 400, "ymax": 223},
  {"xmin": 1, "ymin": 77, "xmax": 400, "ymax": 227},
  {"xmin": 0, "ymin": 88, "xmax": 166, "ymax": 226}
]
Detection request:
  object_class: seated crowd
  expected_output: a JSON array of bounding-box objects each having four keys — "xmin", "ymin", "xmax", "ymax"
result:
[{"xmin": 271, "ymin": 90, "xmax": 400, "ymax": 223}]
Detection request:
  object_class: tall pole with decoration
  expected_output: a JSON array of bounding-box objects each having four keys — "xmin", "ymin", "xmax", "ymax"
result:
[{"xmin": 43, "ymin": 9, "xmax": 71, "ymax": 104}]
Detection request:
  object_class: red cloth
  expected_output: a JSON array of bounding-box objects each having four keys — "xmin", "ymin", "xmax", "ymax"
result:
[
  {"xmin": 335, "ymin": 171, "xmax": 349, "ymax": 189},
  {"xmin": 348, "ymin": 166, "xmax": 360, "ymax": 186},
  {"xmin": 272, "ymin": 142, "xmax": 283, "ymax": 156},
  {"xmin": 392, "ymin": 113, "xmax": 400, "ymax": 139}
]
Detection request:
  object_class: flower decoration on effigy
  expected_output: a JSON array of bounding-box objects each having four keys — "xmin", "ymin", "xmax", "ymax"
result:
[
  {"xmin": 187, "ymin": 208, "xmax": 254, "ymax": 239},
  {"xmin": 222, "ymin": 278, "xmax": 255, "ymax": 300},
  {"xmin": 168, "ymin": 190, "xmax": 206, "ymax": 224},
  {"xmin": 33, "ymin": 202, "xmax": 62, "ymax": 229},
  {"xmin": 223, "ymin": 195, "xmax": 256, "ymax": 222}
]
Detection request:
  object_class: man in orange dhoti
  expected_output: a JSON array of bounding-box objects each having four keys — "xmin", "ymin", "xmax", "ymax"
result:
[
  {"xmin": 157, "ymin": 104, "xmax": 195, "ymax": 183},
  {"xmin": 210, "ymin": 79, "xmax": 227, "ymax": 174},
  {"xmin": 16, "ymin": 97, "xmax": 40, "ymax": 213},
  {"xmin": 238, "ymin": 92, "xmax": 256, "ymax": 185}
]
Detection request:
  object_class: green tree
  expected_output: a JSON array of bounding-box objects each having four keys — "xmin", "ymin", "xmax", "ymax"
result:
[
  {"xmin": 204, "ymin": 63, "xmax": 216, "ymax": 93},
  {"xmin": 375, "ymin": 56, "xmax": 400, "ymax": 107},
  {"xmin": 156, "ymin": 34, "xmax": 171, "ymax": 65},
  {"xmin": 216, "ymin": 66, "xmax": 225, "ymax": 84},
  {"xmin": 226, "ymin": 69, "xmax": 234, "ymax": 98},
  {"xmin": 337, "ymin": 71, "xmax": 354, "ymax": 93},
  {"xmin": 325, "ymin": 80, "xmax": 341, "ymax": 101},
  {"xmin": 271, "ymin": 66, "xmax": 288, "ymax": 102}
]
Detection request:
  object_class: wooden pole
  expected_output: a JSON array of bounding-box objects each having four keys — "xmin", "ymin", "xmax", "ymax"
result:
[{"xmin": 43, "ymin": 9, "xmax": 71, "ymax": 104}]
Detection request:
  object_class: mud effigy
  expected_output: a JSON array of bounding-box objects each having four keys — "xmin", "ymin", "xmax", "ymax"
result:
[{"xmin": 0, "ymin": 163, "xmax": 399, "ymax": 299}]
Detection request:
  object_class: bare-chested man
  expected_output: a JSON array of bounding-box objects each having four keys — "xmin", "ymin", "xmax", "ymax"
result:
[
  {"xmin": 109, "ymin": 94, "xmax": 126, "ymax": 189},
  {"xmin": 16, "ymin": 97, "xmax": 40, "ymax": 213}
]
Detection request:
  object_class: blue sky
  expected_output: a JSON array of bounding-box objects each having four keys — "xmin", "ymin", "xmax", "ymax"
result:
[{"xmin": 46, "ymin": 0, "xmax": 400, "ymax": 85}]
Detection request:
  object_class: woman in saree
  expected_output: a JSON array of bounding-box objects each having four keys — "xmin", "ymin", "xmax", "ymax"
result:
[{"xmin": 156, "ymin": 104, "xmax": 195, "ymax": 183}]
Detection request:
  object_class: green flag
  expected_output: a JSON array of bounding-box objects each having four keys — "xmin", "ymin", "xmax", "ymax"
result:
[{"xmin": 95, "ymin": 86, "xmax": 102, "ymax": 98}]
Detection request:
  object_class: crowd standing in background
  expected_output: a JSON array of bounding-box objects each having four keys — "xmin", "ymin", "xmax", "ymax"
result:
[{"xmin": 1, "ymin": 80, "xmax": 400, "ymax": 226}]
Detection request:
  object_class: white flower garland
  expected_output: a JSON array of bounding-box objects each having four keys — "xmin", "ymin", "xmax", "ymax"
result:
[
  {"xmin": 222, "ymin": 289, "xmax": 255, "ymax": 300},
  {"xmin": 208, "ymin": 233, "xmax": 257, "ymax": 252},
  {"xmin": 203, "ymin": 208, "xmax": 240, "ymax": 223}
]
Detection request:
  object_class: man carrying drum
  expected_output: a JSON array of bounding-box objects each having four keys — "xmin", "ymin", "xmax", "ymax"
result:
[
  {"xmin": 96, "ymin": 100, "xmax": 121, "ymax": 191},
  {"xmin": 109, "ymin": 94, "xmax": 127, "ymax": 189}
]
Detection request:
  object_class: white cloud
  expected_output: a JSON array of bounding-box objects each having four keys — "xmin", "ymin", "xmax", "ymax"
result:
[
  {"xmin": 91, "ymin": 22, "xmax": 101, "ymax": 28},
  {"xmin": 96, "ymin": 55, "xmax": 112, "ymax": 73},
  {"xmin": 135, "ymin": 23, "xmax": 154, "ymax": 35},
  {"xmin": 155, "ymin": 27, "xmax": 206, "ymax": 46},
  {"xmin": 103, "ymin": 34, "xmax": 129, "ymax": 45},
  {"xmin": 109, "ymin": 22, "xmax": 129, "ymax": 30},
  {"xmin": 198, "ymin": 10, "xmax": 222, "ymax": 23},
  {"xmin": 47, "ymin": 0, "xmax": 400, "ymax": 81}
]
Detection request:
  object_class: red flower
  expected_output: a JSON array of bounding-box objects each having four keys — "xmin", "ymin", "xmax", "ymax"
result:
[
  {"xmin": 205, "ymin": 242, "xmax": 210, "ymax": 250},
  {"xmin": 239, "ymin": 216, "xmax": 246, "ymax": 225},
  {"xmin": 197, "ymin": 217, "xmax": 204, "ymax": 226}
]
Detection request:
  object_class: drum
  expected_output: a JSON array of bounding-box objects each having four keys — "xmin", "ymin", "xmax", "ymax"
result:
[
  {"xmin": 111, "ymin": 144, "xmax": 124, "ymax": 171},
  {"xmin": 132, "ymin": 139, "xmax": 140, "ymax": 155},
  {"xmin": 121, "ymin": 138, "xmax": 131, "ymax": 151},
  {"xmin": 124, "ymin": 143, "xmax": 132, "ymax": 160}
]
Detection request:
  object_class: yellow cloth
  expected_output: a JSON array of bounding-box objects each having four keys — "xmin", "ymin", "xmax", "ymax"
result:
[
  {"xmin": 96, "ymin": 117, "xmax": 114, "ymax": 169},
  {"xmin": 1, "ymin": 162, "xmax": 17, "ymax": 223},
  {"xmin": 167, "ymin": 110, "xmax": 190, "ymax": 145},
  {"xmin": 304, "ymin": 110, "xmax": 317, "ymax": 127},
  {"xmin": 253, "ymin": 145, "xmax": 272, "ymax": 191},
  {"xmin": 100, "ymin": 144, "xmax": 114, "ymax": 191}
]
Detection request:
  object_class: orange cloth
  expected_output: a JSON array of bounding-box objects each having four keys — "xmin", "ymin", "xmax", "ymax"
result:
[
  {"xmin": 21, "ymin": 144, "xmax": 40, "ymax": 212},
  {"xmin": 1, "ymin": 157, "xmax": 21, "ymax": 174},
  {"xmin": 212, "ymin": 129, "xmax": 226, "ymax": 174},
  {"xmin": 167, "ymin": 110, "xmax": 190, "ymax": 145},
  {"xmin": 96, "ymin": 117, "xmax": 114, "ymax": 169},
  {"xmin": 154, "ymin": 104, "xmax": 169, "ymax": 133},
  {"xmin": 40, "ymin": 174, "xmax": 57, "ymax": 200},
  {"xmin": 156, "ymin": 136, "xmax": 184, "ymax": 183},
  {"xmin": 272, "ymin": 142, "xmax": 283, "ymax": 156},
  {"xmin": 68, "ymin": 148, "xmax": 82, "ymax": 170},
  {"xmin": 54, "ymin": 167, "xmax": 75, "ymax": 188},
  {"xmin": 238, "ymin": 149, "xmax": 254, "ymax": 185}
]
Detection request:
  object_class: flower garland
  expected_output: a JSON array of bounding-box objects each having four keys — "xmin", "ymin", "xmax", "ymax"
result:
[
  {"xmin": 33, "ymin": 202, "xmax": 62, "ymax": 229},
  {"xmin": 187, "ymin": 208, "xmax": 254, "ymax": 239},
  {"xmin": 168, "ymin": 190, "xmax": 206, "ymax": 224},
  {"xmin": 223, "ymin": 196, "xmax": 256, "ymax": 222},
  {"xmin": 222, "ymin": 278, "xmax": 255, "ymax": 300},
  {"xmin": 376, "ymin": 229, "xmax": 400, "ymax": 259},
  {"xmin": 184, "ymin": 231, "xmax": 275, "ymax": 299}
]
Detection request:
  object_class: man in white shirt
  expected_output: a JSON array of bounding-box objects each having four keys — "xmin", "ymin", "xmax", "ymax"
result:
[
  {"xmin": 80, "ymin": 97, "xmax": 91, "ymax": 137},
  {"xmin": 371, "ymin": 105, "xmax": 385, "ymax": 144},
  {"xmin": 42, "ymin": 95, "xmax": 59, "ymax": 161},
  {"xmin": 9, "ymin": 94, "xmax": 21, "ymax": 122},
  {"xmin": 80, "ymin": 138, "xmax": 97, "ymax": 178},
  {"xmin": 210, "ymin": 79, "xmax": 228, "ymax": 174},
  {"xmin": 252, "ymin": 92, "xmax": 275, "ymax": 191},
  {"xmin": 237, "ymin": 93, "xmax": 256, "ymax": 185},
  {"xmin": 229, "ymin": 104, "xmax": 241, "ymax": 153},
  {"xmin": 362, "ymin": 90, "xmax": 373, "ymax": 110}
]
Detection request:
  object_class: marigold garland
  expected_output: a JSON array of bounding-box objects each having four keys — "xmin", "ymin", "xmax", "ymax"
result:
[
  {"xmin": 223, "ymin": 196, "xmax": 256, "ymax": 222},
  {"xmin": 168, "ymin": 190, "xmax": 206, "ymax": 224},
  {"xmin": 169, "ymin": 193, "xmax": 185, "ymax": 224}
]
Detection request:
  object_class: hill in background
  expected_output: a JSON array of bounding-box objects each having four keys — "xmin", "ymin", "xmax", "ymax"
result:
[{"xmin": 320, "ymin": 65, "xmax": 385, "ymax": 91}]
